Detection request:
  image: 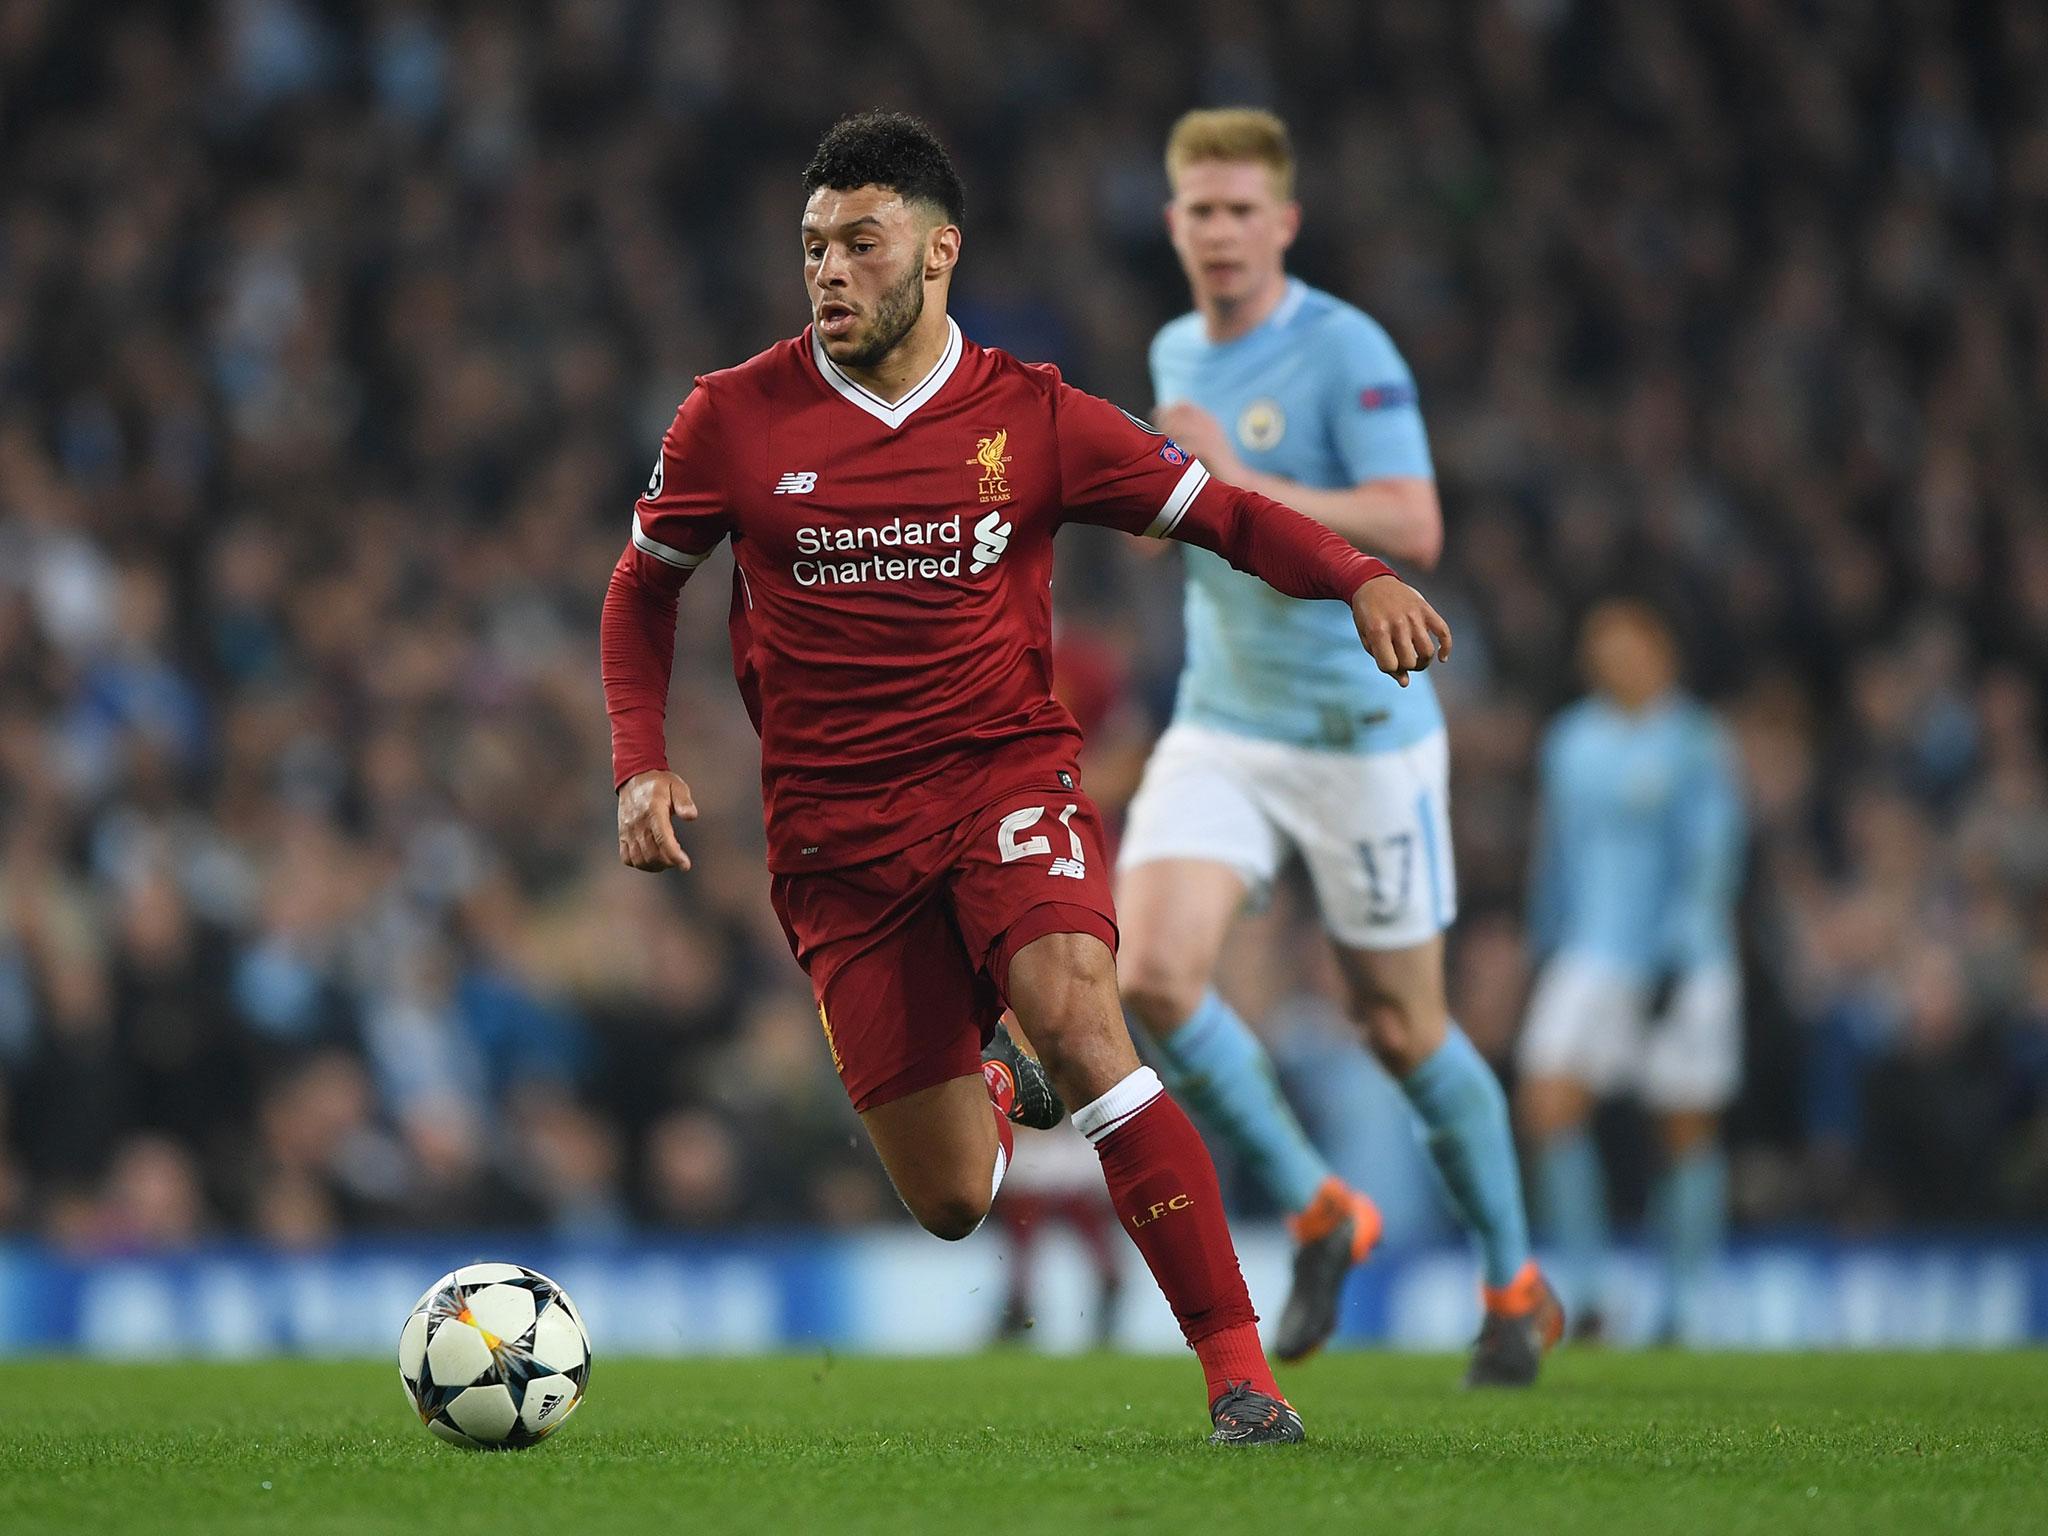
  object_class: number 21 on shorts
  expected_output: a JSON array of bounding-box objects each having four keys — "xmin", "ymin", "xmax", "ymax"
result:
[{"xmin": 998, "ymin": 803, "xmax": 1087, "ymax": 880}]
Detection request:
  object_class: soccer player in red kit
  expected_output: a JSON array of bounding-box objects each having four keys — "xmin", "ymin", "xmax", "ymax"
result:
[{"xmin": 601, "ymin": 112, "xmax": 1451, "ymax": 1445}]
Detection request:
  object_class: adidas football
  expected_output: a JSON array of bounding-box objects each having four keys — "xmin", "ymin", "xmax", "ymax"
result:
[{"xmin": 398, "ymin": 1262, "xmax": 592, "ymax": 1449}]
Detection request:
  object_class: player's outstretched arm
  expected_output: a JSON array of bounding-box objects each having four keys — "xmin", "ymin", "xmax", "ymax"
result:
[
  {"xmin": 1154, "ymin": 400, "xmax": 1443, "ymax": 569},
  {"xmin": 1052, "ymin": 379, "xmax": 1449, "ymax": 679},
  {"xmin": 617, "ymin": 768, "xmax": 698, "ymax": 872},
  {"xmin": 1166, "ymin": 474, "xmax": 1453, "ymax": 684},
  {"xmin": 1351, "ymin": 573, "xmax": 1453, "ymax": 688}
]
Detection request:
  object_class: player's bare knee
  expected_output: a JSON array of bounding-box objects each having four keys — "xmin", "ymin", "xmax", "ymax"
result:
[
  {"xmin": 1014, "ymin": 941, "xmax": 1141, "ymax": 1104},
  {"xmin": 1351, "ymin": 996, "xmax": 1425, "ymax": 1075},
  {"xmin": 1518, "ymin": 1076, "xmax": 1590, "ymax": 1141},
  {"xmin": 1659, "ymin": 1109, "xmax": 1719, "ymax": 1157},
  {"xmin": 1516, "ymin": 1091, "xmax": 1557, "ymax": 1143},
  {"xmin": 912, "ymin": 1187, "xmax": 993, "ymax": 1242},
  {"xmin": 1118, "ymin": 951, "xmax": 1202, "ymax": 1039},
  {"xmin": 1011, "ymin": 931, "xmax": 1115, "ymax": 1030}
]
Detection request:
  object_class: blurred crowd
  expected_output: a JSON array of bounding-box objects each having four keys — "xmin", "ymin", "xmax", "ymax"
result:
[{"xmin": 2, "ymin": 0, "xmax": 2046, "ymax": 1250}]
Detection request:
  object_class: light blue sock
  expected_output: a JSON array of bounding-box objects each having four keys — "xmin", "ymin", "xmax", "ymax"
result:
[
  {"xmin": 1534, "ymin": 1129, "xmax": 1609, "ymax": 1319},
  {"xmin": 1146, "ymin": 990, "xmax": 1332, "ymax": 1214},
  {"xmin": 1653, "ymin": 1146, "xmax": 1728, "ymax": 1342},
  {"xmin": 1398, "ymin": 1026, "xmax": 1532, "ymax": 1288}
]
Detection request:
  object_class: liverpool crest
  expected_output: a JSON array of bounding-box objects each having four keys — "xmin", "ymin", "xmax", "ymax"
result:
[{"xmin": 968, "ymin": 428, "xmax": 1013, "ymax": 505}]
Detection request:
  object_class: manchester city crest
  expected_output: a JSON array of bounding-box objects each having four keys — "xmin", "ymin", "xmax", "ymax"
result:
[{"xmin": 1237, "ymin": 398, "xmax": 1286, "ymax": 452}]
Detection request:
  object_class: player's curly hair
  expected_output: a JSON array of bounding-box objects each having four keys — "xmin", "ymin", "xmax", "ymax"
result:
[{"xmin": 802, "ymin": 111, "xmax": 966, "ymax": 226}]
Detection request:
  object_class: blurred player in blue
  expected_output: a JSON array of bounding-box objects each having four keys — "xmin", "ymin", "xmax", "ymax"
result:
[
  {"xmin": 1517, "ymin": 600, "xmax": 1746, "ymax": 1343},
  {"xmin": 1117, "ymin": 109, "xmax": 1559, "ymax": 1384}
]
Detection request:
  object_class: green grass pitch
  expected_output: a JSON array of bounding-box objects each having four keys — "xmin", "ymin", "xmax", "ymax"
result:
[{"xmin": 2, "ymin": 1352, "xmax": 2043, "ymax": 1535}]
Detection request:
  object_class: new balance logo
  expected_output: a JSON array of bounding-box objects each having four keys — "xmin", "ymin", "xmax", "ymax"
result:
[
  {"xmin": 774, "ymin": 471, "xmax": 818, "ymax": 495},
  {"xmin": 1048, "ymin": 857, "xmax": 1086, "ymax": 880},
  {"xmin": 969, "ymin": 508, "xmax": 1012, "ymax": 572}
]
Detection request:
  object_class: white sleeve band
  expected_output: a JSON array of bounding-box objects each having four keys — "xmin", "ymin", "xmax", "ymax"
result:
[
  {"xmin": 632, "ymin": 510, "xmax": 710, "ymax": 569},
  {"xmin": 1142, "ymin": 461, "xmax": 1211, "ymax": 539},
  {"xmin": 1072, "ymin": 1065, "xmax": 1165, "ymax": 1145}
]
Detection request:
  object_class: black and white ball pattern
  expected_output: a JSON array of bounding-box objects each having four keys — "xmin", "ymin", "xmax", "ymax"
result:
[{"xmin": 398, "ymin": 1262, "xmax": 592, "ymax": 1450}]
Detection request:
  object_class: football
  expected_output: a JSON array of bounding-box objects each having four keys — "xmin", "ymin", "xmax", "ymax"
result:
[{"xmin": 397, "ymin": 1262, "xmax": 592, "ymax": 1450}]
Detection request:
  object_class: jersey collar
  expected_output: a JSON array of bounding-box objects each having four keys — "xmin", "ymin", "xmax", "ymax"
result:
[
  {"xmin": 1269, "ymin": 277, "xmax": 1308, "ymax": 329},
  {"xmin": 1199, "ymin": 277, "xmax": 1306, "ymax": 348},
  {"xmin": 809, "ymin": 316, "xmax": 964, "ymax": 430}
]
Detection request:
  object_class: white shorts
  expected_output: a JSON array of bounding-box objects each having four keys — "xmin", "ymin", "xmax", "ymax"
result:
[
  {"xmin": 1517, "ymin": 954, "xmax": 1743, "ymax": 1111},
  {"xmin": 1117, "ymin": 721, "xmax": 1456, "ymax": 951}
]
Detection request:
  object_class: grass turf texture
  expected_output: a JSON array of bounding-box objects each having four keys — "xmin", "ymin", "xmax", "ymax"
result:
[{"xmin": 1, "ymin": 1353, "xmax": 2043, "ymax": 1535}]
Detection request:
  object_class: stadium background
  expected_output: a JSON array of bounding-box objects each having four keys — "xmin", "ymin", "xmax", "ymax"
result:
[{"xmin": 2, "ymin": 0, "xmax": 2045, "ymax": 1353}]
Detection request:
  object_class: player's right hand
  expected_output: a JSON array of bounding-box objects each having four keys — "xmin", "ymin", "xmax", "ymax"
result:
[
  {"xmin": 1350, "ymin": 575, "xmax": 1453, "ymax": 687},
  {"xmin": 617, "ymin": 769, "xmax": 697, "ymax": 872}
]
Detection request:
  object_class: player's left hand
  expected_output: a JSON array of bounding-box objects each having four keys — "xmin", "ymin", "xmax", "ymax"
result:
[
  {"xmin": 1152, "ymin": 400, "xmax": 1242, "ymax": 480},
  {"xmin": 1351, "ymin": 576, "xmax": 1452, "ymax": 687}
]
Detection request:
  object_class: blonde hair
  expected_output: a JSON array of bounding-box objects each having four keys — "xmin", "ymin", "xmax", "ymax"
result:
[{"xmin": 1165, "ymin": 108, "xmax": 1295, "ymax": 200}]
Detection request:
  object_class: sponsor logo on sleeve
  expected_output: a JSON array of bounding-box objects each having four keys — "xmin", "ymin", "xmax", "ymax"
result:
[{"xmin": 1357, "ymin": 382, "xmax": 1417, "ymax": 412}]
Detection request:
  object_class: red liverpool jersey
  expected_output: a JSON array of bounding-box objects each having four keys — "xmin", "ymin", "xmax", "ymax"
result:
[{"xmin": 603, "ymin": 320, "xmax": 1389, "ymax": 872}]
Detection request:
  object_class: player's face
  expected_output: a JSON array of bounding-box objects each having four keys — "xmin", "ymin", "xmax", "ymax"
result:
[
  {"xmin": 802, "ymin": 186, "xmax": 948, "ymax": 369},
  {"xmin": 1166, "ymin": 160, "xmax": 1299, "ymax": 311},
  {"xmin": 1582, "ymin": 605, "xmax": 1678, "ymax": 708}
]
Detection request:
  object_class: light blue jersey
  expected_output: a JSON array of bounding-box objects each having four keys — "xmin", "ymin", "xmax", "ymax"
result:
[
  {"xmin": 1529, "ymin": 695, "xmax": 1746, "ymax": 975},
  {"xmin": 1150, "ymin": 278, "xmax": 1440, "ymax": 752}
]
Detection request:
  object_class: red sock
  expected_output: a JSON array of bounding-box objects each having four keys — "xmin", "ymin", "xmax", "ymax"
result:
[{"xmin": 1076, "ymin": 1067, "xmax": 1278, "ymax": 1405}]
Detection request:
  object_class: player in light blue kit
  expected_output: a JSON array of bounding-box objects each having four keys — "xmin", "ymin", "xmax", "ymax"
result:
[
  {"xmin": 1117, "ymin": 110, "xmax": 1560, "ymax": 1384},
  {"xmin": 1517, "ymin": 600, "xmax": 1747, "ymax": 1342}
]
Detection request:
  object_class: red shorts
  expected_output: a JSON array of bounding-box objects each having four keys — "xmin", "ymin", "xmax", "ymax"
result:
[{"xmin": 769, "ymin": 784, "xmax": 1119, "ymax": 1113}]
